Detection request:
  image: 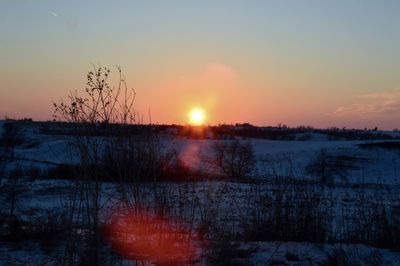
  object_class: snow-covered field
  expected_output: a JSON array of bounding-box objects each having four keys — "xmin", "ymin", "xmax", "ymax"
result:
[
  {"xmin": 1, "ymin": 122, "xmax": 400, "ymax": 265},
  {"xmin": 11, "ymin": 123, "xmax": 400, "ymax": 185}
]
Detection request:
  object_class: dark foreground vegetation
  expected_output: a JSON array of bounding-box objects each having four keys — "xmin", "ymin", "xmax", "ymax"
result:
[
  {"xmin": 358, "ymin": 141, "xmax": 400, "ymax": 150},
  {"xmin": 0, "ymin": 164, "xmax": 399, "ymax": 265}
]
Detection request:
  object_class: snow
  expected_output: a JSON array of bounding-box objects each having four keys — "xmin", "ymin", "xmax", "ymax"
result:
[{"xmin": 1, "ymin": 122, "xmax": 400, "ymax": 264}]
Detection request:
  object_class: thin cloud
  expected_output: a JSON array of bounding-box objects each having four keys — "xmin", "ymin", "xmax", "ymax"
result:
[
  {"xmin": 356, "ymin": 88, "xmax": 400, "ymax": 99},
  {"xmin": 51, "ymin": 12, "xmax": 58, "ymax": 17},
  {"xmin": 333, "ymin": 89, "xmax": 400, "ymax": 117}
]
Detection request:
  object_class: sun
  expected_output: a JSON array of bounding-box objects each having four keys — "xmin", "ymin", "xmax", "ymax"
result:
[{"xmin": 189, "ymin": 108, "xmax": 206, "ymax": 126}]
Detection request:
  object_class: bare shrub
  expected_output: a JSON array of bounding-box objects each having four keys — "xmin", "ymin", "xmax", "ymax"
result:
[
  {"xmin": 306, "ymin": 149, "xmax": 360, "ymax": 184},
  {"xmin": 0, "ymin": 148, "xmax": 7, "ymax": 181},
  {"xmin": 339, "ymin": 191, "xmax": 400, "ymax": 249},
  {"xmin": 206, "ymin": 240, "xmax": 254, "ymax": 266},
  {"xmin": 1, "ymin": 166, "xmax": 26, "ymax": 218},
  {"xmin": 101, "ymin": 133, "xmax": 178, "ymax": 182},
  {"xmin": 306, "ymin": 148, "xmax": 334, "ymax": 184},
  {"xmin": 52, "ymin": 65, "xmax": 187, "ymax": 265},
  {"xmin": 241, "ymin": 183, "xmax": 329, "ymax": 243},
  {"xmin": 54, "ymin": 66, "xmax": 136, "ymax": 124},
  {"xmin": 53, "ymin": 65, "xmax": 139, "ymax": 265},
  {"xmin": 0, "ymin": 121, "xmax": 25, "ymax": 161},
  {"xmin": 212, "ymin": 140, "xmax": 255, "ymax": 179},
  {"xmin": 324, "ymin": 247, "xmax": 384, "ymax": 266}
]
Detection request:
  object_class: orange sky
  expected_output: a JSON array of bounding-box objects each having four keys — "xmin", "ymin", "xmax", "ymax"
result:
[{"xmin": 1, "ymin": 1, "xmax": 400, "ymax": 129}]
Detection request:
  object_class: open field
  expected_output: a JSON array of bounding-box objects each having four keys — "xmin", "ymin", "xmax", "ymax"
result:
[{"xmin": 1, "ymin": 121, "xmax": 400, "ymax": 265}]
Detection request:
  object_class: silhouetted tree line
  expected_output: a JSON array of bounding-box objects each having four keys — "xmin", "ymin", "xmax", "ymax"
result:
[{"xmin": 0, "ymin": 119, "xmax": 394, "ymax": 142}]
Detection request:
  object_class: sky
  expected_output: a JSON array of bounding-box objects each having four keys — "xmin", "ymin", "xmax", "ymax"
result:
[{"xmin": 1, "ymin": 0, "xmax": 400, "ymax": 129}]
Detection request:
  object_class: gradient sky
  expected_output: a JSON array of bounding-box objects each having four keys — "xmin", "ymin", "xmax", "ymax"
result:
[{"xmin": 1, "ymin": 0, "xmax": 400, "ymax": 129}]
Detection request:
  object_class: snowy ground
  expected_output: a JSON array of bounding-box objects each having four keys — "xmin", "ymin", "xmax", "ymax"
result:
[
  {"xmin": 10, "ymin": 124, "xmax": 400, "ymax": 185},
  {"xmin": 2, "ymin": 177, "xmax": 400, "ymax": 265},
  {"xmin": 1, "ymin": 123, "xmax": 400, "ymax": 265}
]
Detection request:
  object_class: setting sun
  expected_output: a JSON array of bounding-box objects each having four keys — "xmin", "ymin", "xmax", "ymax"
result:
[{"xmin": 189, "ymin": 108, "xmax": 206, "ymax": 125}]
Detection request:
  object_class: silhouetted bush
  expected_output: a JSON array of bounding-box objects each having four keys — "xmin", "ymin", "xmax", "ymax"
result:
[
  {"xmin": 324, "ymin": 247, "xmax": 384, "ymax": 266},
  {"xmin": 241, "ymin": 183, "xmax": 328, "ymax": 243},
  {"xmin": 212, "ymin": 140, "xmax": 255, "ymax": 179},
  {"xmin": 47, "ymin": 164, "xmax": 80, "ymax": 180},
  {"xmin": 1, "ymin": 166, "xmax": 26, "ymax": 218},
  {"xmin": 306, "ymin": 149, "xmax": 363, "ymax": 184},
  {"xmin": 358, "ymin": 141, "xmax": 400, "ymax": 150},
  {"xmin": 100, "ymin": 136, "xmax": 195, "ymax": 182},
  {"xmin": 0, "ymin": 121, "xmax": 25, "ymax": 160}
]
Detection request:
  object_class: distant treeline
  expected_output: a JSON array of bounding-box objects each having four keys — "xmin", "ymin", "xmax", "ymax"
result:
[
  {"xmin": 164, "ymin": 123, "xmax": 396, "ymax": 141},
  {"xmin": 13, "ymin": 120, "xmax": 395, "ymax": 141}
]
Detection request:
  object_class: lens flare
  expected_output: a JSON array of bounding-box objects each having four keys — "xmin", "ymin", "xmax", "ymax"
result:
[{"xmin": 104, "ymin": 207, "xmax": 201, "ymax": 264}]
